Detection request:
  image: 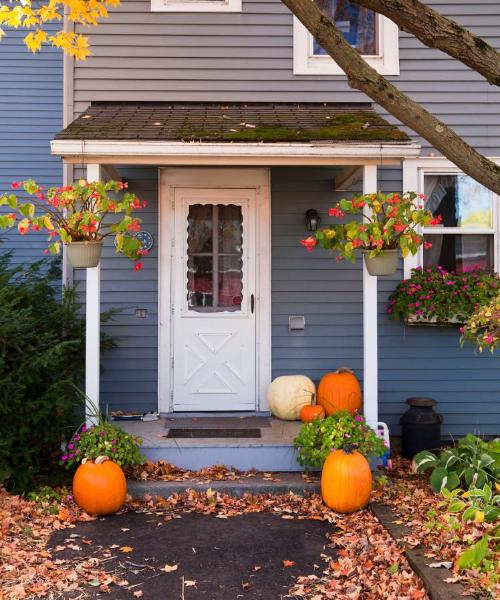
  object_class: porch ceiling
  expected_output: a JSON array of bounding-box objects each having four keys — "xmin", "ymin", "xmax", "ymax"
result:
[{"xmin": 51, "ymin": 102, "xmax": 420, "ymax": 165}]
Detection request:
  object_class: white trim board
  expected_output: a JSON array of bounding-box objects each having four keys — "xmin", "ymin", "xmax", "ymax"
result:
[
  {"xmin": 158, "ymin": 168, "xmax": 272, "ymax": 414},
  {"xmin": 52, "ymin": 140, "xmax": 420, "ymax": 166},
  {"xmin": 151, "ymin": 0, "xmax": 241, "ymax": 12}
]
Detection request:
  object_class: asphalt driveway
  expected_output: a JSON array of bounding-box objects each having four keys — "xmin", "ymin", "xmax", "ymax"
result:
[{"xmin": 48, "ymin": 510, "xmax": 333, "ymax": 599}]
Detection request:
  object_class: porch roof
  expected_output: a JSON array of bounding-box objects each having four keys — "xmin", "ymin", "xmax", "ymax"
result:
[{"xmin": 51, "ymin": 102, "xmax": 420, "ymax": 165}]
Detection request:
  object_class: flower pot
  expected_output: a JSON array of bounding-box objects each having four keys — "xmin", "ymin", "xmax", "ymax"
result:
[
  {"xmin": 363, "ymin": 249, "xmax": 398, "ymax": 276},
  {"xmin": 66, "ymin": 241, "xmax": 103, "ymax": 268}
]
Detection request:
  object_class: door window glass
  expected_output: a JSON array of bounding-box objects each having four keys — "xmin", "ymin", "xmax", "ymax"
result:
[{"xmin": 187, "ymin": 204, "xmax": 243, "ymax": 311}]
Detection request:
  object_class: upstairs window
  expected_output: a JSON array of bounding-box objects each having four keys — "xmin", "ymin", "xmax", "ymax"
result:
[
  {"xmin": 152, "ymin": 0, "xmax": 241, "ymax": 12},
  {"xmin": 294, "ymin": 0, "xmax": 399, "ymax": 75}
]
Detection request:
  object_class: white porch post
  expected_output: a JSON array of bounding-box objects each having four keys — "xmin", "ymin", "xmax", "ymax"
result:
[
  {"xmin": 85, "ymin": 163, "xmax": 101, "ymax": 425},
  {"xmin": 362, "ymin": 165, "xmax": 378, "ymax": 429}
]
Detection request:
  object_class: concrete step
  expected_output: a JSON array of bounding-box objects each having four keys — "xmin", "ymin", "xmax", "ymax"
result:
[{"xmin": 118, "ymin": 417, "xmax": 304, "ymax": 471}]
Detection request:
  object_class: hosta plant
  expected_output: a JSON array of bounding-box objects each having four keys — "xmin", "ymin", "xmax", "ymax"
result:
[
  {"xmin": 460, "ymin": 293, "xmax": 500, "ymax": 352},
  {"xmin": 414, "ymin": 434, "xmax": 500, "ymax": 492},
  {"xmin": 301, "ymin": 192, "xmax": 437, "ymax": 261},
  {"xmin": 0, "ymin": 179, "xmax": 148, "ymax": 269},
  {"xmin": 294, "ymin": 410, "xmax": 386, "ymax": 470},
  {"xmin": 443, "ymin": 484, "xmax": 500, "ymax": 524},
  {"xmin": 388, "ymin": 266, "xmax": 499, "ymax": 324}
]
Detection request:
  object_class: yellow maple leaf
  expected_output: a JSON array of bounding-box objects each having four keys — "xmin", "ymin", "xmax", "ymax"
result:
[
  {"xmin": 24, "ymin": 28, "xmax": 47, "ymax": 53},
  {"xmin": 119, "ymin": 546, "xmax": 134, "ymax": 553}
]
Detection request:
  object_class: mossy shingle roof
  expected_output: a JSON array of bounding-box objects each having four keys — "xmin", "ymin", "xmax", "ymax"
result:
[{"xmin": 55, "ymin": 102, "xmax": 410, "ymax": 144}]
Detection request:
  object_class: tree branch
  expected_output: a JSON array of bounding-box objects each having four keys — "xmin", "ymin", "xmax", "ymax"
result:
[
  {"xmin": 351, "ymin": 0, "xmax": 500, "ymax": 86},
  {"xmin": 282, "ymin": 0, "xmax": 500, "ymax": 195}
]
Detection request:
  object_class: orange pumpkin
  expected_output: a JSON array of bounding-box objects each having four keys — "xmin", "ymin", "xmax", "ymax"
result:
[
  {"xmin": 317, "ymin": 368, "xmax": 362, "ymax": 416},
  {"xmin": 321, "ymin": 447, "xmax": 372, "ymax": 513},
  {"xmin": 300, "ymin": 394, "xmax": 326, "ymax": 423},
  {"xmin": 73, "ymin": 456, "xmax": 127, "ymax": 516}
]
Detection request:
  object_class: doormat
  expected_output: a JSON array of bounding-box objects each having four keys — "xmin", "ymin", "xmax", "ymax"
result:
[
  {"xmin": 164, "ymin": 417, "xmax": 271, "ymax": 429},
  {"xmin": 166, "ymin": 428, "xmax": 262, "ymax": 439}
]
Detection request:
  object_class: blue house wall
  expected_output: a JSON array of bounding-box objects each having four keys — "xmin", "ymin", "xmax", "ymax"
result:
[{"xmin": 0, "ymin": 28, "xmax": 63, "ymax": 263}]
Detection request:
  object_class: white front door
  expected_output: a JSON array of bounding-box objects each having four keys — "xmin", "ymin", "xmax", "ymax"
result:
[{"xmin": 172, "ymin": 187, "xmax": 257, "ymax": 411}]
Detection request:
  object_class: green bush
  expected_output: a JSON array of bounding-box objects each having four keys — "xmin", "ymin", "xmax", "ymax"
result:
[
  {"xmin": 0, "ymin": 253, "xmax": 114, "ymax": 492},
  {"xmin": 293, "ymin": 411, "xmax": 386, "ymax": 470},
  {"xmin": 414, "ymin": 434, "xmax": 500, "ymax": 493}
]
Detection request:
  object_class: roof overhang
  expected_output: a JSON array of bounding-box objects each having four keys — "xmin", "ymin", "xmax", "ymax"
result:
[{"xmin": 51, "ymin": 139, "xmax": 421, "ymax": 166}]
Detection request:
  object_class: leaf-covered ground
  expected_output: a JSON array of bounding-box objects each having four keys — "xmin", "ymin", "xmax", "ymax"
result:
[{"xmin": 1, "ymin": 458, "xmax": 496, "ymax": 599}]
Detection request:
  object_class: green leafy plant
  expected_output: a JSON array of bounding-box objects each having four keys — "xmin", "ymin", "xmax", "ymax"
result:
[
  {"xmin": 444, "ymin": 484, "xmax": 500, "ymax": 524},
  {"xmin": 388, "ymin": 266, "xmax": 499, "ymax": 324},
  {"xmin": 460, "ymin": 293, "xmax": 500, "ymax": 352},
  {"xmin": 0, "ymin": 252, "xmax": 117, "ymax": 492},
  {"xmin": 0, "ymin": 178, "xmax": 148, "ymax": 269},
  {"xmin": 61, "ymin": 397, "xmax": 144, "ymax": 469},
  {"xmin": 414, "ymin": 434, "xmax": 500, "ymax": 492},
  {"xmin": 300, "ymin": 191, "xmax": 437, "ymax": 261},
  {"xmin": 293, "ymin": 411, "xmax": 386, "ymax": 470}
]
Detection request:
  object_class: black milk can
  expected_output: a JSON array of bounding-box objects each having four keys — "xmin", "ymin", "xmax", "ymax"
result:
[{"xmin": 400, "ymin": 397, "xmax": 442, "ymax": 459}]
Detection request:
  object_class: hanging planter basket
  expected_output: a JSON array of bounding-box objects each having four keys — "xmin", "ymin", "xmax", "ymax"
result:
[
  {"xmin": 66, "ymin": 241, "xmax": 103, "ymax": 268},
  {"xmin": 363, "ymin": 249, "xmax": 398, "ymax": 276}
]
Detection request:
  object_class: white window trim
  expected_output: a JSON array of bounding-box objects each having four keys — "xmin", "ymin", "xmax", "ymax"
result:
[
  {"xmin": 152, "ymin": 0, "xmax": 241, "ymax": 12},
  {"xmin": 293, "ymin": 14, "xmax": 399, "ymax": 76},
  {"xmin": 402, "ymin": 157, "xmax": 500, "ymax": 279}
]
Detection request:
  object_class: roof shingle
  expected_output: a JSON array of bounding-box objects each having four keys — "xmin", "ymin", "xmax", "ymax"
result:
[{"xmin": 55, "ymin": 102, "xmax": 410, "ymax": 144}]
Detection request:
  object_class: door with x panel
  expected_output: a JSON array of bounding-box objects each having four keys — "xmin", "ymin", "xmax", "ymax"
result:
[{"xmin": 172, "ymin": 188, "xmax": 256, "ymax": 411}]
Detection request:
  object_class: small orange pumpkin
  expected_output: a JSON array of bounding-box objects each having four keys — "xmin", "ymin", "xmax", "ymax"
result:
[
  {"xmin": 321, "ymin": 446, "xmax": 372, "ymax": 513},
  {"xmin": 317, "ymin": 367, "xmax": 362, "ymax": 416},
  {"xmin": 73, "ymin": 456, "xmax": 127, "ymax": 516},
  {"xmin": 299, "ymin": 394, "xmax": 326, "ymax": 423}
]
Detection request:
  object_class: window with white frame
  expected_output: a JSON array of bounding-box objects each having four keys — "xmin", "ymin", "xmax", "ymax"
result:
[
  {"xmin": 403, "ymin": 159, "xmax": 500, "ymax": 278},
  {"xmin": 421, "ymin": 173, "xmax": 498, "ymax": 273},
  {"xmin": 152, "ymin": 0, "xmax": 241, "ymax": 12},
  {"xmin": 293, "ymin": 0, "xmax": 399, "ymax": 75}
]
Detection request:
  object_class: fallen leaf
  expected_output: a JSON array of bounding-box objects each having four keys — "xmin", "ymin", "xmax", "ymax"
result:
[
  {"xmin": 121, "ymin": 528, "xmax": 130, "ymax": 532},
  {"xmin": 252, "ymin": 565, "xmax": 261, "ymax": 572},
  {"xmin": 282, "ymin": 560, "xmax": 296, "ymax": 568},
  {"xmin": 184, "ymin": 580, "xmax": 197, "ymax": 587},
  {"xmin": 133, "ymin": 591, "xmax": 143, "ymax": 598},
  {"xmin": 161, "ymin": 564, "xmax": 178, "ymax": 573},
  {"xmin": 119, "ymin": 546, "xmax": 134, "ymax": 553}
]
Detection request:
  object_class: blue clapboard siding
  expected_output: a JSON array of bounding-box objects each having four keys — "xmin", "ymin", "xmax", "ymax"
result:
[
  {"xmin": 73, "ymin": 168, "xmax": 159, "ymax": 412},
  {"xmin": 0, "ymin": 28, "xmax": 63, "ymax": 263},
  {"xmin": 378, "ymin": 167, "xmax": 500, "ymax": 438},
  {"xmin": 271, "ymin": 167, "xmax": 364, "ymax": 384}
]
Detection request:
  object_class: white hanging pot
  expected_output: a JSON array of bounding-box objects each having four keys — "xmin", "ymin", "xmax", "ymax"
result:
[
  {"xmin": 66, "ymin": 241, "xmax": 103, "ymax": 268},
  {"xmin": 362, "ymin": 249, "xmax": 398, "ymax": 276}
]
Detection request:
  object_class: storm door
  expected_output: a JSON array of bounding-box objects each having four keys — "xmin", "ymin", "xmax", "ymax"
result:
[{"xmin": 172, "ymin": 188, "xmax": 256, "ymax": 411}]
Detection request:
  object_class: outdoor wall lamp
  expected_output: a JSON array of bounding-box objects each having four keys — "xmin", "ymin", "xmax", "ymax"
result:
[{"xmin": 304, "ymin": 209, "xmax": 321, "ymax": 232}]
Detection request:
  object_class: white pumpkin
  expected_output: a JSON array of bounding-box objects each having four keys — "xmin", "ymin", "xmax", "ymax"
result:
[{"xmin": 267, "ymin": 375, "xmax": 316, "ymax": 421}]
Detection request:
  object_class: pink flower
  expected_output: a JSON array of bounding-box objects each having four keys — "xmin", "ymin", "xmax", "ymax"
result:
[
  {"xmin": 81, "ymin": 425, "xmax": 87, "ymax": 433},
  {"xmin": 68, "ymin": 443, "xmax": 74, "ymax": 450},
  {"xmin": 300, "ymin": 237, "xmax": 317, "ymax": 252},
  {"xmin": 487, "ymin": 336, "xmax": 494, "ymax": 344},
  {"xmin": 11, "ymin": 181, "xmax": 21, "ymax": 189},
  {"xmin": 134, "ymin": 261, "xmax": 143, "ymax": 272},
  {"xmin": 328, "ymin": 207, "xmax": 344, "ymax": 218},
  {"xmin": 61, "ymin": 455, "xmax": 68, "ymax": 461}
]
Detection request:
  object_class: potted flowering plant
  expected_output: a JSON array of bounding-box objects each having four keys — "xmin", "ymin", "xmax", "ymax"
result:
[
  {"xmin": 388, "ymin": 266, "xmax": 499, "ymax": 325},
  {"xmin": 61, "ymin": 398, "xmax": 144, "ymax": 516},
  {"xmin": 460, "ymin": 293, "xmax": 500, "ymax": 352},
  {"xmin": 0, "ymin": 179, "xmax": 147, "ymax": 269},
  {"xmin": 301, "ymin": 192, "xmax": 438, "ymax": 276}
]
